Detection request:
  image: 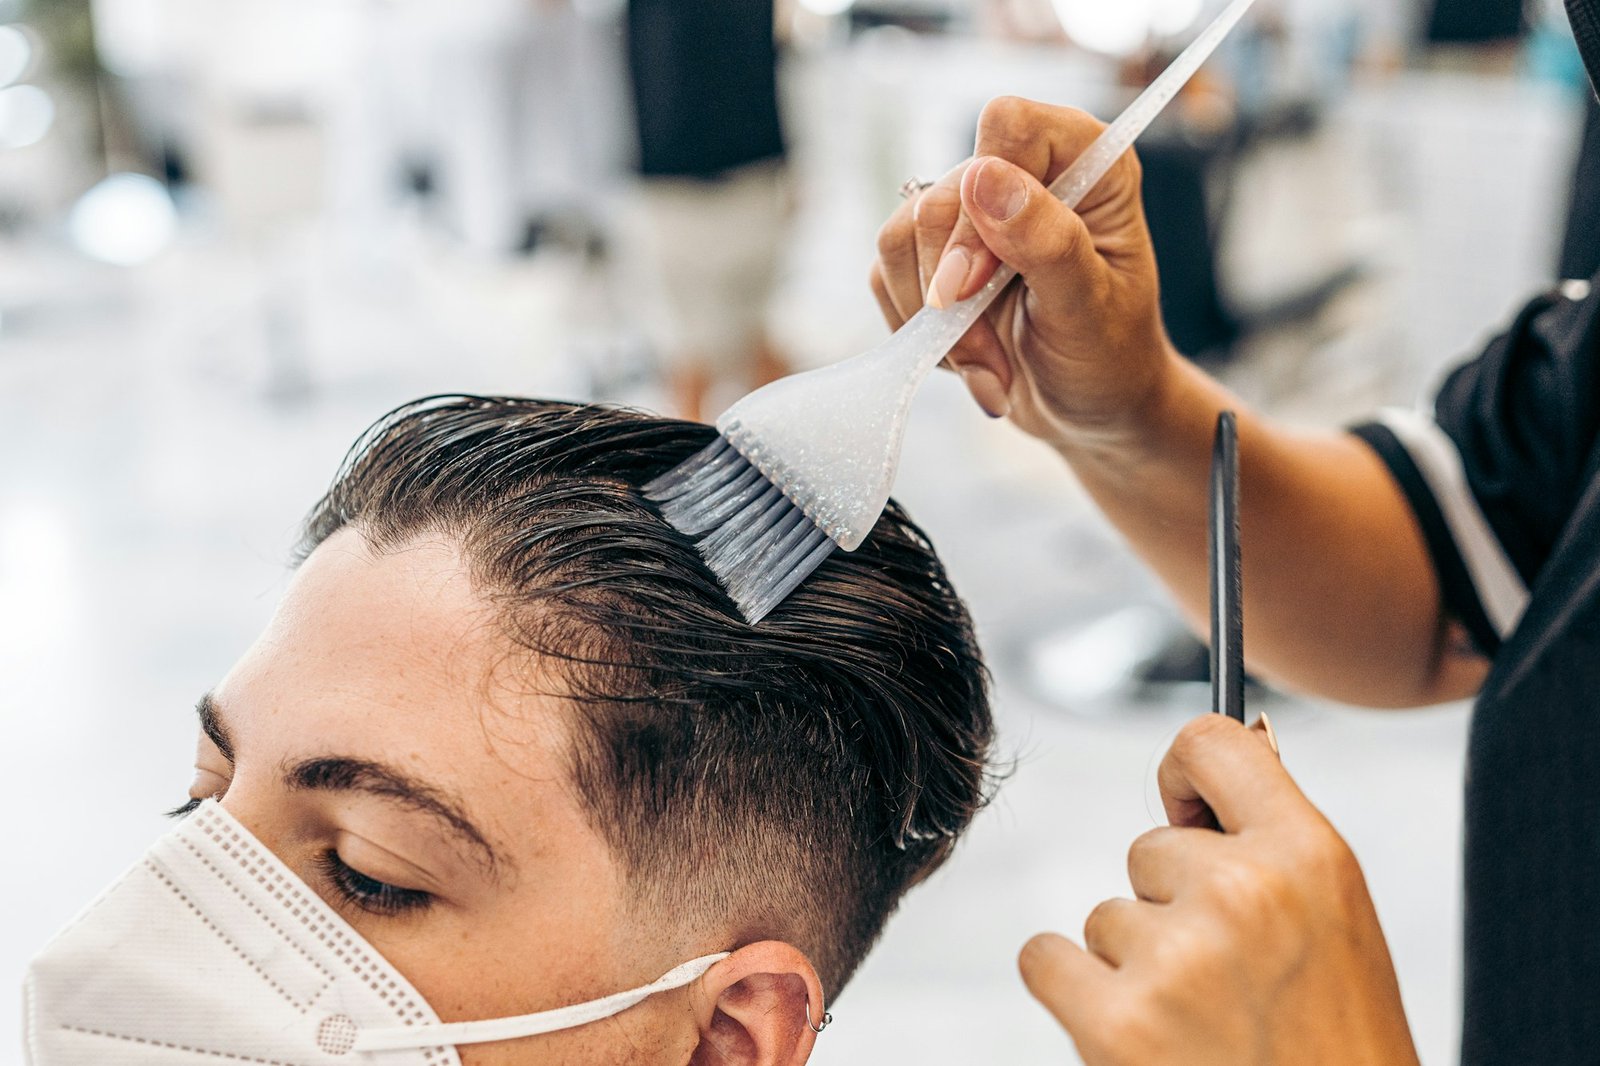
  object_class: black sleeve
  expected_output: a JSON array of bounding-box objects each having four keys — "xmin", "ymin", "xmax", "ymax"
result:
[{"xmin": 1350, "ymin": 275, "xmax": 1600, "ymax": 655}]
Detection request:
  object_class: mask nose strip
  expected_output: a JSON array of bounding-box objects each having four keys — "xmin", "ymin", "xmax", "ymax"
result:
[{"xmin": 317, "ymin": 1014, "xmax": 358, "ymax": 1056}]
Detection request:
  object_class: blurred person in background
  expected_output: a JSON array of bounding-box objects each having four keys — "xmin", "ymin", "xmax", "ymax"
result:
[
  {"xmin": 625, "ymin": 0, "xmax": 795, "ymax": 423},
  {"xmin": 871, "ymin": 0, "xmax": 1600, "ymax": 1059},
  {"xmin": 979, "ymin": 0, "xmax": 1068, "ymax": 44},
  {"xmin": 1425, "ymin": 0, "xmax": 1526, "ymax": 49}
]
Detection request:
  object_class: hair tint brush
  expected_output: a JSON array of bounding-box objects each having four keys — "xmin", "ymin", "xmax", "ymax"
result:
[{"xmin": 647, "ymin": 0, "xmax": 1261, "ymax": 624}]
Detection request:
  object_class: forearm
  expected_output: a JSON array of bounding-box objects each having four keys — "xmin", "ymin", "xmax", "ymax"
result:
[{"xmin": 1054, "ymin": 349, "xmax": 1488, "ymax": 708}]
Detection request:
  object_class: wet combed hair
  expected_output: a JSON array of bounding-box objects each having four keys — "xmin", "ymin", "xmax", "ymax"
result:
[{"xmin": 297, "ymin": 396, "xmax": 994, "ymax": 991}]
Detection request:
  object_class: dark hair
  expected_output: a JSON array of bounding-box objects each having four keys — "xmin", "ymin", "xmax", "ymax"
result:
[{"xmin": 298, "ymin": 396, "xmax": 994, "ymax": 991}]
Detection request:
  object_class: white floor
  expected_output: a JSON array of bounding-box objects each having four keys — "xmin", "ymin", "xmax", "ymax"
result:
[{"xmin": 0, "ymin": 63, "xmax": 1588, "ymax": 1066}]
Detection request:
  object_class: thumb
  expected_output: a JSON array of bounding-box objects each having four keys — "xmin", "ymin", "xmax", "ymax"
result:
[
  {"xmin": 926, "ymin": 155, "xmax": 1105, "ymax": 313},
  {"xmin": 1158, "ymin": 715, "xmax": 1308, "ymax": 834}
]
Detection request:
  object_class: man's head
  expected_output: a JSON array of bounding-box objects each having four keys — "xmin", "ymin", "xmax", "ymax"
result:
[{"xmin": 190, "ymin": 397, "xmax": 993, "ymax": 1064}]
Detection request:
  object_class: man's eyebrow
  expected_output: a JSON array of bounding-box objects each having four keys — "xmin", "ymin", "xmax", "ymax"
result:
[
  {"xmin": 197, "ymin": 693, "xmax": 235, "ymax": 763},
  {"xmin": 284, "ymin": 756, "xmax": 504, "ymax": 877}
]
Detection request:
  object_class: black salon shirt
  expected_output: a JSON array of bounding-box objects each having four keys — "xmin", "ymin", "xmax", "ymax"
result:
[
  {"xmin": 625, "ymin": 0, "xmax": 786, "ymax": 179},
  {"xmin": 1352, "ymin": 272, "xmax": 1600, "ymax": 1064}
]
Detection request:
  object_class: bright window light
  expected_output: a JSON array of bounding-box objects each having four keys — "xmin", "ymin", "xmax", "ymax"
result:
[
  {"xmin": 0, "ymin": 83, "xmax": 52, "ymax": 149},
  {"xmin": 0, "ymin": 25, "xmax": 31, "ymax": 87},
  {"xmin": 797, "ymin": 0, "xmax": 855, "ymax": 15},
  {"xmin": 1053, "ymin": 0, "xmax": 1208, "ymax": 55},
  {"xmin": 0, "ymin": 502, "xmax": 77, "ymax": 657},
  {"xmin": 1152, "ymin": 0, "xmax": 1205, "ymax": 36},
  {"xmin": 68, "ymin": 173, "xmax": 178, "ymax": 267}
]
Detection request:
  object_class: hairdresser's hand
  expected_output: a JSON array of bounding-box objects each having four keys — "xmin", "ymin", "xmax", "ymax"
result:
[
  {"xmin": 1020, "ymin": 715, "xmax": 1421, "ymax": 1066},
  {"xmin": 869, "ymin": 96, "xmax": 1172, "ymax": 446}
]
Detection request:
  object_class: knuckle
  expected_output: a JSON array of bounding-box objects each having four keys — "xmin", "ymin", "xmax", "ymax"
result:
[
  {"xmin": 1145, "ymin": 921, "xmax": 1206, "ymax": 977},
  {"xmin": 978, "ymin": 100, "xmax": 1115, "ymax": 190},
  {"xmin": 1082, "ymin": 899, "xmax": 1120, "ymax": 941},
  {"xmin": 1170, "ymin": 714, "xmax": 1228, "ymax": 764},
  {"xmin": 1052, "ymin": 106, "xmax": 1111, "ymax": 156},
  {"xmin": 875, "ymin": 213, "xmax": 912, "ymax": 259},
  {"xmin": 1205, "ymin": 853, "xmax": 1296, "ymax": 928},
  {"xmin": 1298, "ymin": 824, "xmax": 1365, "ymax": 898},
  {"xmin": 1142, "ymin": 928, "xmax": 1224, "ymax": 1005},
  {"xmin": 1158, "ymin": 717, "xmax": 1203, "ymax": 777},
  {"xmin": 977, "ymin": 96, "xmax": 1049, "ymax": 156},
  {"xmin": 1126, "ymin": 828, "xmax": 1165, "ymax": 874},
  {"xmin": 1293, "ymin": 819, "xmax": 1344, "ymax": 860},
  {"xmin": 869, "ymin": 268, "xmax": 892, "ymax": 309},
  {"xmin": 1128, "ymin": 826, "xmax": 1164, "ymax": 857},
  {"xmin": 1060, "ymin": 104, "xmax": 1107, "ymax": 131},
  {"xmin": 1185, "ymin": 712, "xmax": 1234, "ymax": 743},
  {"xmin": 912, "ymin": 184, "xmax": 962, "ymax": 230},
  {"xmin": 1017, "ymin": 932, "xmax": 1068, "ymax": 986},
  {"xmin": 978, "ymin": 95, "xmax": 1031, "ymax": 132},
  {"xmin": 873, "ymin": 229, "xmax": 896, "ymax": 261},
  {"xmin": 979, "ymin": 96, "xmax": 1100, "ymax": 138}
]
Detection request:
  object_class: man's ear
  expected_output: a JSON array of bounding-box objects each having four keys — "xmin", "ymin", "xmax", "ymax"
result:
[{"xmin": 687, "ymin": 941, "xmax": 828, "ymax": 1066}]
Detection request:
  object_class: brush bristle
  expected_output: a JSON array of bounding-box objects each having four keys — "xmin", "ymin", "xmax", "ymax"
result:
[{"xmin": 645, "ymin": 437, "xmax": 839, "ymax": 623}]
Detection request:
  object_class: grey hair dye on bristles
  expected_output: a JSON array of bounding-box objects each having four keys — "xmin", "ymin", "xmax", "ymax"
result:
[{"xmin": 644, "ymin": 439, "xmax": 839, "ymax": 623}]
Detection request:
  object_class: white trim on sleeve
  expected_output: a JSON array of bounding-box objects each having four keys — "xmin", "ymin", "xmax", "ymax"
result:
[{"xmin": 1377, "ymin": 407, "xmax": 1531, "ymax": 639}]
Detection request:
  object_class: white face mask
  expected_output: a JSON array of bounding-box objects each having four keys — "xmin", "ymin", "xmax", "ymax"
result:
[{"xmin": 23, "ymin": 801, "xmax": 728, "ymax": 1064}]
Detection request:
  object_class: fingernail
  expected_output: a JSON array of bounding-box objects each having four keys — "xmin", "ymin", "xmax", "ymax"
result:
[
  {"xmin": 973, "ymin": 158, "xmax": 1028, "ymax": 222},
  {"xmin": 927, "ymin": 247, "xmax": 972, "ymax": 310},
  {"xmin": 1251, "ymin": 712, "xmax": 1281, "ymax": 760}
]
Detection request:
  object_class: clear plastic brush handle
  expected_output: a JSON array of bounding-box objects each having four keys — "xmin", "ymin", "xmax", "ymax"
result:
[{"xmin": 903, "ymin": 0, "xmax": 1259, "ymax": 379}]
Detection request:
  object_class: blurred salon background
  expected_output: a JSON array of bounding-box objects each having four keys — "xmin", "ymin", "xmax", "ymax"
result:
[{"xmin": 1, "ymin": 0, "xmax": 1595, "ymax": 1061}]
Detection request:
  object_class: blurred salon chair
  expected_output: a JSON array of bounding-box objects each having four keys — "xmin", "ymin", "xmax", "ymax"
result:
[{"xmin": 1140, "ymin": 99, "xmax": 1363, "ymax": 366}]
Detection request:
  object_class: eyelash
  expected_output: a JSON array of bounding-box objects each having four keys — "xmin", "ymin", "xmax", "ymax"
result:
[
  {"xmin": 165, "ymin": 797, "xmax": 203, "ymax": 820},
  {"xmin": 316, "ymin": 850, "xmax": 434, "ymax": 917},
  {"xmin": 166, "ymin": 797, "xmax": 432, "ymax": 917}
]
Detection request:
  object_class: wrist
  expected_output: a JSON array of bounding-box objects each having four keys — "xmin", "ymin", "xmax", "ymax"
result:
[{"xmin": 1045, "ymin": 339, "xmax": 1192, "ymax": 466}]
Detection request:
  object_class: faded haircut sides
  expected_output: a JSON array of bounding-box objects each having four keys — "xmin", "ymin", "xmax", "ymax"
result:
[{"xmin": 297, "ymin": 396, "xmax": 995, "ymax": 992}]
